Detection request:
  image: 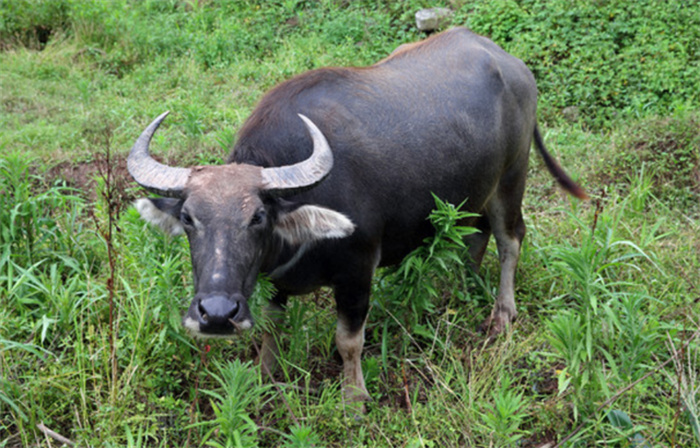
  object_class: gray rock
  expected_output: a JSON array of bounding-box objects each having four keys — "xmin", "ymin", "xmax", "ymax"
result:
[{"xmin": 415, "ymin": 8, "xmax": 453, "ymax": 31}]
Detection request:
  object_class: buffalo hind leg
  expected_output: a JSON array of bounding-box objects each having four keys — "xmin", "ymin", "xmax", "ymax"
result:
[
  {"xmin": 480, "ymin": 198, "xmax": 526, "ymax": 336},
  {"xmin": 465, "ymin": 215, "xmax": 492, "ymax": 272}
]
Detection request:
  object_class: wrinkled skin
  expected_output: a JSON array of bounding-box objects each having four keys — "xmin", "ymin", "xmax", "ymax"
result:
[{"xmin": 129, "ymin": 27, "xmax": 587, "ymax": 405}]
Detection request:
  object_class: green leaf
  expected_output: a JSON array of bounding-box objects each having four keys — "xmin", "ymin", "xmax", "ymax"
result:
[
  {"xmin": 557, "ymin": 368, "xmax": 572, "ymax": 395},
  {"xmin": 607, "ymin": 409, "xmax": 633, "ymax": 430}
]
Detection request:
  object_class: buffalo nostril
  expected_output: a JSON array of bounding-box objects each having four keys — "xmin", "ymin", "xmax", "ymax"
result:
[
  {"xmin": 227, "ymin": 301, "xmax": 238, "ymax": 318},
  {"xmin": 198, "ymin": 295, "xmax": 239, "ymax": 326},
  {"xmin": 198, "ymin": 302, "xmax": 209, "ymax": 322}
]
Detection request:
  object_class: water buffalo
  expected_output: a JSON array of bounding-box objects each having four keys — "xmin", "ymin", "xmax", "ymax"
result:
[{"xmin": 128, "ymin": 27, "xmax": 587, "ymax": 403}]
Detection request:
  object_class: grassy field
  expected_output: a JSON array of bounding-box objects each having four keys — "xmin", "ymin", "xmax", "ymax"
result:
[{"xmin": 1, "ymin": 1, "xmax": 699, "ymax": 447}]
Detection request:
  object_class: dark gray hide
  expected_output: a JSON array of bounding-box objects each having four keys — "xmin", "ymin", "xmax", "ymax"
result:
[{"xmin": 128, "ymin": 27, "xmax": 587, "ymax": 403}]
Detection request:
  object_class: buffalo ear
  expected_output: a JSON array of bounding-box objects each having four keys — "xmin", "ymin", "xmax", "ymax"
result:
[
  {"xmin": 274, "ymin": 205, "xmax": 355, "ymax": 246},
  {"xmin": 134, "ymin": 198, "xmax": 185, "ymax": 236}
]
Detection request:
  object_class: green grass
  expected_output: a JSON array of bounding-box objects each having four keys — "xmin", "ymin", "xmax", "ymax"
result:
[{"xmin": 1, "ymin": 1, "xmax": 699, "ymax": 447}]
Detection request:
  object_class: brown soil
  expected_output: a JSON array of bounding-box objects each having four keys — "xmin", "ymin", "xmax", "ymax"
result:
[{"xmin": 45, "ymin": 156, "xmax": 134, "ymax": 203}]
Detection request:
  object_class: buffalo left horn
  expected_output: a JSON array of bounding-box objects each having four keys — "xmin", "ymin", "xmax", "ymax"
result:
[
  {"xmin": 260, "ymin": 114, "xmax": 334, "ymax": 195},
  {"xmin": 127, "ymin": 111, "xmax": 192, "ymax": 197}
]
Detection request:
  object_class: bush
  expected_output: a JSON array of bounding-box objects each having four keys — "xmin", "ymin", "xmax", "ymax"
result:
[
  {"xmin": 4, "ymin": 0, "xmax": 699, "ymax": 126},
  {"xmin": 0, "ymin": 0, "xmax": 70, "ymax": 49},
  {"xmin": 464, "ymin": 0, "xmax": 700, "ymax": 128}
]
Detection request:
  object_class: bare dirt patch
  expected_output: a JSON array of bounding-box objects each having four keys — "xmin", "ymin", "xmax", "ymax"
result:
[{"xmin": 46, "ymin": 158, "xmax": 130, "ymax": 202}]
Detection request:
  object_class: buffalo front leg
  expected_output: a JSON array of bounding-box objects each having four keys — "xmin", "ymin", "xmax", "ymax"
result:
[
  {"xmin": 257, "ymin": 295, "xmax": 287, "ymax": 375},
  {"xmin": 334, "ymin": 279, "xmax": 372, "ymax": 405},
  {"xmin": 336, "ymin": 315, "xmax": 370, "ymax": 404}
]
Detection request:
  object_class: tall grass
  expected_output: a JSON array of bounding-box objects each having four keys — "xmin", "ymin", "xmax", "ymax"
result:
[{"xmin": 2, "ymin": 110, "xmax": 699, "ymax": 447}]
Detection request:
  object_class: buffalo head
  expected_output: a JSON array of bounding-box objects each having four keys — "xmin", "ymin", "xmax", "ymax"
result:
[{"xmin": 128, "ymin": 112, "xmax": 355, "ymax": 336}]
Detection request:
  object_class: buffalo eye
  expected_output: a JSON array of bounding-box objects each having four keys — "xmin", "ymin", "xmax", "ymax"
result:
[
  {"xmin": 249, "ymin": 209, "xmax": 266, "ymax": 227},
  {"xmin": 181, "ymin": 211, "xmax": 194, "ymax": 227}
]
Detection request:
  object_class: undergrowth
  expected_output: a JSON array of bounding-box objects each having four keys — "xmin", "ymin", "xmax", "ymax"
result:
[{"xmin": 1, "ymin": 0, "xmax": 699, "ymax": 132}]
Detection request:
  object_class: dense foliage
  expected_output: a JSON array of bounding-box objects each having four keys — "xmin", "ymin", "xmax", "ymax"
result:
[
  {"xmin": 1, "ymin": 0, "xmax": 699, "ymax": 127},
  {"xmin": 1, "ymin": 1, "xmax": 698, "ymax": 447}
]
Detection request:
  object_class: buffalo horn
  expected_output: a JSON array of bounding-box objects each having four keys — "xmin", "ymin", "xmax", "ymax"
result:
[
  {"xmin": 260, "ymin": 114, "xmax": 333, "ymax": 195},
  {"xmin": 127, "ymin": 111, "xmax": 192, "ymax": 197}
]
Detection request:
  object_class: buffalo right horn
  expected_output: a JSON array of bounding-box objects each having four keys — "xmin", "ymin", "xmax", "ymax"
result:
[
  {"xmin": 127, "ymin": 111, "xmax": 192, "ymax": 197},
  {"xmin": 260, "ymin": 114, "xmax": 334, "ymax": 195}
]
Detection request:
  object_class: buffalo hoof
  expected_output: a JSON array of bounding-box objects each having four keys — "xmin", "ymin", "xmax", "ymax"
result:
[
  {"xmin": 478, "ymin": 310, "xmax": 515, "ymax": 338},
  {"xmin": 345, "ymin": 401, "xmax": 367, "ymax": 419},
  {"xmin": 342, "ymin": 386, "xmax": 371, "ymax": 416},
  {"xmin": 343, "ymin": 387, "xmax": 371, "ymax": 403}
]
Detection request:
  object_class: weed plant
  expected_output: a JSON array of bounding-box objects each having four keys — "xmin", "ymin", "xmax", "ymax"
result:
[
  {"xmin": 543, "ymin": 201, "xmax": 663, "ymax": 419},
  {"xmin": 1, "ymin": 0, "xmax": 699, "ymax": 446}
]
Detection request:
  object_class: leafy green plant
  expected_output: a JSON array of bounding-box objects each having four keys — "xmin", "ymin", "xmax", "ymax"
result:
[
  {"xmin": 606, "ymin": 409, "xmax": 651, "ymax": 448},
  {"xmin": 281, "ymin": 423, "xmax": 324, "ymax": 448},
  {"xmin": 543, "ymin": 201, "xmax": 663, "ymax": 421},
  {"xmin": 369, "ymin": 194, "xmax": 480, "ymax": 399},
  {"xmin": 0, "ymin": 153, "xmax": 96, "ymax": 349},
  {"xmin": 1, "ymin": 153, "xmax": 79, "ymax": 265},
  {"xmin": 200, "ymin": 360, "xmax": 270, "ymax": 448},
  {"xmin": 0, "ymin": 337, "xmax": 52, "ymax": 423},
  {"xmin": 478, "ymin": 374, "xmax": 528, "ymax": 446},
  {"xmin": 376, "ymin": 195, "xmax": 479, "ymax": 320}
]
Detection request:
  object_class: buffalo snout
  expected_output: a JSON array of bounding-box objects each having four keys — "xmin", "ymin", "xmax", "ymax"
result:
[
  {"xmin": 199, "ymin": 294, "xmax": 237, "ymax": 323},
  {"xmin": 185, "ymin": 293, "xmax": 252, "ymax": 335}
]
